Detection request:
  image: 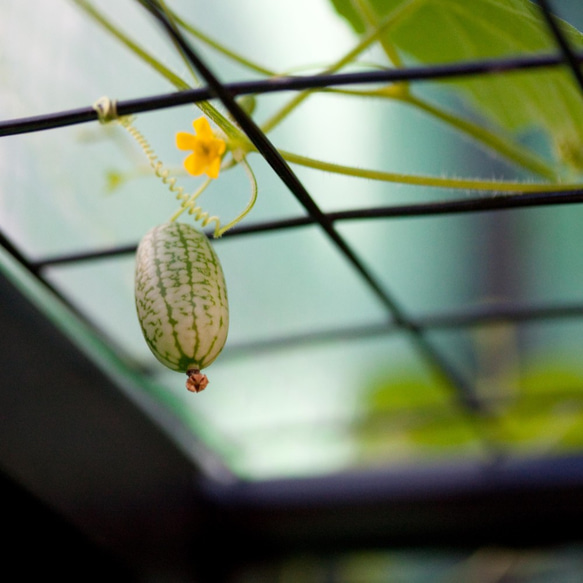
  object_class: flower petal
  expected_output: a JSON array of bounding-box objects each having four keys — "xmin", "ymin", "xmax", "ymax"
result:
[
  {"xmin": 193, "ymin": 117, "xmax": 213, "ymax": 139},
  {"xmin": 176, "ymin": 132, "xmax": 197, "ymax": 150},
  {"xmin": 214, "ymin": 138, "xmax": 226, "ymax": 156},
  {"xmin": 183, "ymin": 153, "xmax": 206, "ymax": 176},
  {"xmin": 206, "ymin": 158, "xmax": 222, "ymax": 179}
]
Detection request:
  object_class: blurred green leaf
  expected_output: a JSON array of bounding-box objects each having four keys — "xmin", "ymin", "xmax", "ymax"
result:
[
  {"xmin": 498, "ymin": 361, "xmax": 583, "ymax": 448},
  {"xmin": 354, "ymin": 360, "xmax": 583, "ymax": 461},
  {"xmin": 519, "ymin": 363, "xmax": 583, "ymax": 396},
  {"xmin": 355, "ymin": 368, "xmax": 481, "ymax": 457},
  {"xmin": 365, "ymin": 368, "xmax": 447, "ymax": 411},
  {"xmin": 329, "ymin": 0, "xmax": 583, "ymax": 170}
]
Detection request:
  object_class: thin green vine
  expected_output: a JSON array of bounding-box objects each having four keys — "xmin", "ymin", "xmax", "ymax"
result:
[
  {"xmin": 325, "ymin": 87, "xmax": 559, "ymax": 181},
  {"xmin": 353, "ymin": 0, "xmax": 410, "ymax": 68},
  {"xmin": 71, "ymin": 0, "xmax": 245, "ymax": 143},
  {"xmin": 279, "ymin": 149, "xmax": 582, "ymax": 192},
  {"xmin": 260, "ymin": 0, "xmax": 420, "ymax": 135},
  {"xmin": 72, "ymin": 0, "xmax": 583, "ymax": 199},
  {"xmin": 168, "ymin": 0, "xmax": 561, "ymax": 181},
  {"xmin": 168, "ymin": 9, "xmax": 276, "ymax": 77}
]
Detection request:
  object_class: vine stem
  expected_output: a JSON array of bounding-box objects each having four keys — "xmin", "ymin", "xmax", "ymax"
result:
[
  {"xmin": 73, "ymin": 0, "xmax": 572, "ymax": 190},
  {"xmin": 169, "ymin": 10, "xmax": 275, "ymax": 77},
  {"xmin": 332, "ymin": 87, "xmax": 559, "ymax": 181},
  {"xmin": 279, "ymin": 149, "xmax": 583, "ymax": 192},
  {"xmin": 353, "ymin": 0, "xmax": 409, "ymax": 68},
  {"xmin": 74, "ymin": 0, "xmax": 565, "ymax": 182},
  {"xmin": 71, "ymin": 0, "xmax": 188, "ymax": 89},
  {"xmin": 404, "ymin": 94, "xmax": 560, "ymax": 181},
  {"xmin": 215, "ymin": 155, "xmax": 258, "ymax": 237},
  {"xmin": 71, "ymin": 0, "xmax": 246, "ymax": 144},
  {"xmin": 260, "ymin": 0, "xmax": 420, "ymax": 135}
]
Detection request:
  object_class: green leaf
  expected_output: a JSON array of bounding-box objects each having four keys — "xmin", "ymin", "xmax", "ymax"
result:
[
  {"xmin": 329, "ymin": 0, "xmax": 583, "ymax": 171},
  {"xmin": 491, "ymin": 361, "xmax": 583, "ymax": 449},
  {"xmin": 354, "ymin": 367, "xmax": 481, "ymax": 454}
]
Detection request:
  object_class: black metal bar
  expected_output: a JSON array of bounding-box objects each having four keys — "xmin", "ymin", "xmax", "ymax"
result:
[
  {"xmin": 32, "ymin": 243, "xmax": 140, "ymax": 269},
  {"xmin": 535, "ymin": 0, "xmax": 583, "ymax": 92},
  {"xmin": 222, "ymin": 301, "xmax": 583, "ymax": 359},
  {"xmin": 0, "ymin": 229, "xmax": 89, "ymax": 319},
  {"xmin": 1, "ymin": 51, "xmax": 582, "ymax": 137},
  {"xmin": 30, "ymin": 187, "xmax": 583, "ymax": 269}
]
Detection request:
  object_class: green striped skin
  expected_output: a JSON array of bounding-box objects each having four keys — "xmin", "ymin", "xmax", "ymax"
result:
[{"xmin": 135, "ymin": 222, "xmax": 229, "ymax": 373}]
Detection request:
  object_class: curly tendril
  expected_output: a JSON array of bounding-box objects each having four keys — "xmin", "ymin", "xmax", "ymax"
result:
[
  {"xmin": 116, "ymin": 116, "xmax": 225, "ymax": 235},
  {"xmin": 92, "ymin": 97, "xmax": 257, "ymax": 236}
]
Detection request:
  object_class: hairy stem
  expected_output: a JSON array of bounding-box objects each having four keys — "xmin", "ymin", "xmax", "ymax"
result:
[
  {"xmin": 405, "ymin": 93, "xmax": 559, "ymax": 181},
  {"xmin": 279, "ymin": 149, "xmax": 581, "ymax": 192}
]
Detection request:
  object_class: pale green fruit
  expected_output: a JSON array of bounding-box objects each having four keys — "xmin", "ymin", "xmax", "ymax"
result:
[{"xmin": 135, "ymin": 221, "xmax": 229, "ymax": 391}]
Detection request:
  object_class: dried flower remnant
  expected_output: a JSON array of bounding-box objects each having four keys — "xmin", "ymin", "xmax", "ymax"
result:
[{"xmin": 186, "ymin": 369, "xmax": 209, "ymax": 393}]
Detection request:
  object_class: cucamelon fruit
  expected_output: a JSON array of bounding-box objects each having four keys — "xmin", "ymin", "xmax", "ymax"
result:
[{"xmin": 135, "ymin": 221, "xmax": 229, "ymax": 392}]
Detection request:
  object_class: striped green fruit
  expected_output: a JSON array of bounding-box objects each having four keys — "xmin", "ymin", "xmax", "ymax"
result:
[{"xmin": 135, "ymin": 221, "xmax": 229, "ymax": 392}]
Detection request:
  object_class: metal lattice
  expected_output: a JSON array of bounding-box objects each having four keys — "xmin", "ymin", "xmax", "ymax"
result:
[{"xmin": 1, "ymin": 0, "xmax": 583, "ymax": 451}]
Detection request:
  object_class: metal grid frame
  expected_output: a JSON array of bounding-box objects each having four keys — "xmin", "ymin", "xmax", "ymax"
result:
[
  {"xmin": 3, "ymin": 2, "xmax": 583, "ymax": 580},
  {"xmin": 1, "ymin": 0, "xmax": 583, "ymax": 447}
]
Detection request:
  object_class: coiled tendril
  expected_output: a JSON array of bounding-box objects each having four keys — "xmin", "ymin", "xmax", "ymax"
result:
[
  {"xmin": 93, "ymin": 96, "xmax": 257, "ymax": 237},
  {"xmin": 117, "ymin": 116, "xmax": 224, "ymax": 235}
]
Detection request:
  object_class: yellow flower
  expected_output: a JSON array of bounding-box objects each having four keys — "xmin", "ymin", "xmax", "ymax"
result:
[{"xmin": 176, "ymin": 117, "xmax": 226, "ymax": 179}]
